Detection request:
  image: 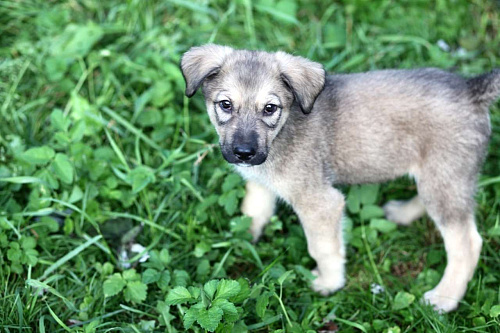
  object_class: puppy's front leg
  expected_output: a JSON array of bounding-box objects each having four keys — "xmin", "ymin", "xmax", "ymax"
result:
[
  {"xmin": 241, "ymin": 181, "xmax": 276, "ymax": 242},
  {"xmin": 292, "ymin": 187, "xmax": 346, "ymax": 295}
]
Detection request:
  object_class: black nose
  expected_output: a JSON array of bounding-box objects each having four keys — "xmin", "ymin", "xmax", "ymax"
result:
[{"xmin": 233, "ymin": 145, "xmax": 256, "ymax": 161}]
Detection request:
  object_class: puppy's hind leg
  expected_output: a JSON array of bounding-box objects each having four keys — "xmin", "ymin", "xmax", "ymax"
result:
[
  {"xmin": 417, "ymin": 173, "xmax": 482, "ymax": 312},
  {"xmin": 241, "ymin": 181, "xmax": 276, "ymax": 242},
  {"xmin": 384, "ymin": 195, "xmax": 426, "ymax": 226},
  {"xmin": 292, "ymin": 186, "xmax": 346, "ymax": 295}
]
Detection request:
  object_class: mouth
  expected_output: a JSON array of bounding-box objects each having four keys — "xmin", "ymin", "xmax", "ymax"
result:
[
  {"xmin": 235, "ymin": 162, "xmax": 253, "ymax": 167},
  {"xmin": 227, "ymin": 154, "xmax": 267, "ymax": 166}
]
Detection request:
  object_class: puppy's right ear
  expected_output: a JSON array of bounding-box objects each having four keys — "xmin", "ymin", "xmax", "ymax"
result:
[{"xmin": 181, "ymin": 44, "xmax": 234, "ymax": 97}]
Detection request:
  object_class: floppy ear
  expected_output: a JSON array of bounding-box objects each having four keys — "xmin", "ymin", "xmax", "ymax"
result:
[
  {"xmin": 181, "ymin": 44, "xmax": 234, "ymax": 97},
  {"xmin": 275, "ymin": 52, "xmax": 326, "ymax": 114}
]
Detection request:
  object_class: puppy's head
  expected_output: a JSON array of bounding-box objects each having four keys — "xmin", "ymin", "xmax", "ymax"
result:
[{"xmin": 181, "ymin": 44, "xmax": 325, "ymax": 166}]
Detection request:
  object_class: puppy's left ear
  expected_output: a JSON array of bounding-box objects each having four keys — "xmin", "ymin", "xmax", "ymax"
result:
[
  {"xmin": 275, "ymin": 52, "xmax": 326, "ymax": 114},
  {"xmin": 181, "ymin": 44, "xmax": 234, "ymax": 97}
]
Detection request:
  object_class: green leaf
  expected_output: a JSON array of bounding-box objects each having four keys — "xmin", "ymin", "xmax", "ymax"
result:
[
  {"xmin": 126, "ymin": 166, "xmax": 156, "ymax": 193},
  {"xmin": 426, "ymin": 249, "xmax": 445, "ymax": 266},
  {"xmin": 218, "ymin": 191, "xmax": 239, "ymax": 216},
  {"xmin": 20, "ymin": 146, "xmax": 55, "ymax": 165},
  {"xmin": 51, "ymin": 23, "xmax": 103, "ymax": 58},
  {"xmin": 294, "ymin": 265, "xmax": 316, "ymax": 281},
  {"xmin": 359, "ymin": 205, "xmax": 385, "ymax": 221},
  {"xmin": 124, "ymin": 281, "xmax": 148, "ymax": 303},
  {"xmin": 156, "ymin": 301, "xmax": 174, "ymax": 328},
  {"xmin": 21, "ymin": 237, "xmax": 36, "ymax": 249},
  {"xmin": 277, "ymin": 270, "xmax": 295, "ymax": 285},
  {"xmin": 52, "ymin": 153, "xmax": 74, "ymax": 184},
  {"xmin": 490, "ymin": 305, "xmax": 500, "ymax": 317},
  {"xmin": 230, "ymin": 278, "xmax": 251, "ymax": 303},
  {"xmin": 229, "ymin": 216, "xmax": 252, "ymax": 234},
  {"xmin": 45, "ymin": 57, "xmax": 69, "ymax": 82},
  {"xmin": 139, "ymin": 320, "xmax": 155, "ymax": 331},
  {"xmin": 173, "ymin": 269, "xmax": 190, "ymax": 287},
  {"xmin": 204, "ymin": 280, "xmax": 219, "ymax": 300},
  {"xmin": 142, "ymin": 268, "xmax": 160, "ymax": 285},
  {"xmin": 68, "ymin": 185, "xmax": 84, "ymax": 203},
  {"xmin": 70, "ymin": 93, "xmax": 102, "ymax": 135},
  {"xmin": 472, "ymin": 317, "xmax": 486, "ymax": 327},
  {"xmin": 137, "ymin": 109, "xmax": 162, "ymax": 127},
  {"xmin": 213, "ymin": 298, "xmax": 239, "ymax": 323},
  {"xmin": 216, "ymin": 279, "xmax": 241, "ymax": 300},
  {"xmin": 222, "ymin": 174, "xmax": 242, "ymax": 192},
  {"xmin": 7, "ymin": 246, "xmax": 22, "ymax": 262},
  {"xmin": 50, "ymin": 109, "xmax": 70, "ymax": 132},
  {"xmin": 346, "ymin": 186, "xmax": 361, "ymax": 214},
  {"xmin": 256, "ymin": 292, "xmax": 270, "ymax": 318},
  {"xmin": 197, "ymin": 305, "xmax": 223, "ymax": 332},
  {"xmin": 37, "ymin": 169, "xmax": 59, "ymax": 189},
  {"xmin": 196, "ymin": 259, "xmax": 211, "ymax": 279},
  {"xmin": 392, "ymin": 291, "xmax": 415, "ymax": 310},
  {"xmin": 387, "ymin": 326, "xmax": 401, "ymax": 333},
  {"xmin": 103, "ymin": 273, "xmax": 126, "ymax": 297},
  {"xmin": 276, "ymin": 0, "xmax": 297, "ymax": 17},
  {"xmin": 157, "ymin": 270, "xmax": 171, "ymax": 290},
  {"xmin": 24, "ymin": 248, "xmax": 39, "ymax": 266},
  {"xmin": 194, "ymin": 241, "xmax": 211, "ymax": 258},
  {"xmin": 147, "ymin": 250, "xmax": 167, "ymax": 270},
  {"xmin": 70, "ymin": 120, "xmax": 86, "ymax": 142},
  {"xmin": 188, "ymin": 286, "xmax": 201, "ymax": 300},
  {"xmin": 151, "ymin": 80, "xmax": 173, "ymax": 107},
  {"xmin": 159, "ymin": 248, "xmax": 171, "ymax": 265},
  {"xmin": 183, "ymin": 303, "xmax": 203, "ymax": 330},
  {"xmin": 165, "ymin": 286, "xmax": 192, "ymax": 305},
  {"xmin": 359, "ymin": 184, "xmax": 380, "ymax": 205},
  {"xmin": 37, "ymin": 216, "xmax": 59, "ymax": 232},
  {"xmin": 122, "ymin": 269, "xmax": 140, "ymax": 282},
  {"xmin": 369, "ymin": 218, "xmax": 397, "ymax": 233}
]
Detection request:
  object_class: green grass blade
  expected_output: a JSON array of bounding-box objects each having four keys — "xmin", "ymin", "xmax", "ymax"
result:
[
  {"xmin": 101, "ymin": 106, "xmax": 163, "ymax": 152},
  {"xmin": 47, "ymin": 304, "xmax": 72, "ymax": 332},
  {"xmin": 103, "ymin": 211, "xmax": 181, "ymax": 240},
  {"xmin": 40, "ymin": 235, "xmax": 102, "ymax": 280}
]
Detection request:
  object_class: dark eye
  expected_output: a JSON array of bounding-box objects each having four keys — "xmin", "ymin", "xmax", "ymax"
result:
[
  {"xmin": 219, "ymin": 100, "xmax": 232, "ymax": 112},
  {"xmin": 264, "ymin": 104, "xmax": 278, "ymax": 115}
]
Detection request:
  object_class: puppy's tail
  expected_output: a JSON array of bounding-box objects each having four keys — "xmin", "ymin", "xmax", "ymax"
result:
[{"xmin": 467, "ymin": 69, "xmax": 500, "ymax": 107}]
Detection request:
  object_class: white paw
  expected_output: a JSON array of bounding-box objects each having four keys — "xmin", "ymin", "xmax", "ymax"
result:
[
  {"xmin": 383, "ymin": 200, "xmax": 413, "ymax": 225},
  {"xmin": 249, "ymin": 224, "xmax": 263, "ymax": 243},
  {"xmin": 311, "ymin": 268, "xmax": 345, "ymax": 296},
  {"xmin": 422, "ymin": 289, "xmax": 459, "ymax": 313}
]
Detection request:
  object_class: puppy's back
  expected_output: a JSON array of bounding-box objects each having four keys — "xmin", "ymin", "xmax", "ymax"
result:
[{"xmin": 315, "ymin": 68, "xmax": 497, "ymax": 184}]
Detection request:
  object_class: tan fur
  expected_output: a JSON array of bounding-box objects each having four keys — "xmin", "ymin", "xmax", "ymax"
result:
[
  {"xmin": 383, "ymin": 196, "xmax": 426, "ymax": 226},
  {"xmin": 181, "ymin": 44, "xmax": 499, "ymax": 312}
]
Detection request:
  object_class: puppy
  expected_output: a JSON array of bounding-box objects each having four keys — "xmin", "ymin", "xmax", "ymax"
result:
[{"xmin": 181, "ymin": 44, "xmax": 499, "ymax": 312}]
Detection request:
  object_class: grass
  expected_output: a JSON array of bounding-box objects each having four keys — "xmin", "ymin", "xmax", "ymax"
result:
[{"xmin": 0, "ymin": 0, "xmax": 499, "ymax": 331}]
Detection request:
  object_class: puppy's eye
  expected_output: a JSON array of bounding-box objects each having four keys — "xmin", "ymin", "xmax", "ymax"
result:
[
  {"xmin": 264, "ymin": 104, "xmax": 278, "ymax": 115},
  {"xmin": 219, "ymin": 100, "xmax": 232, "ymax": 112}
]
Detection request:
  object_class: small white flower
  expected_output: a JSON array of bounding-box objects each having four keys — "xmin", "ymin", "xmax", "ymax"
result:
[
  {"xmin": 130, "ymin": 243, "xmax": 150, "ymax": 263},
  {"xmin": 437, "ymin": 39, "xmax": 450, "ymax": 52},
  {"xmin": 370, "ymin": 283, "xmax": 385, "ymax": 295}
]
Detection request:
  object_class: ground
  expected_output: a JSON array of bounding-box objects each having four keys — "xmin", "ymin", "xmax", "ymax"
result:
[{"xmin": 0, "ymin": 0, "xmax": 499, "ymax": 332}]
